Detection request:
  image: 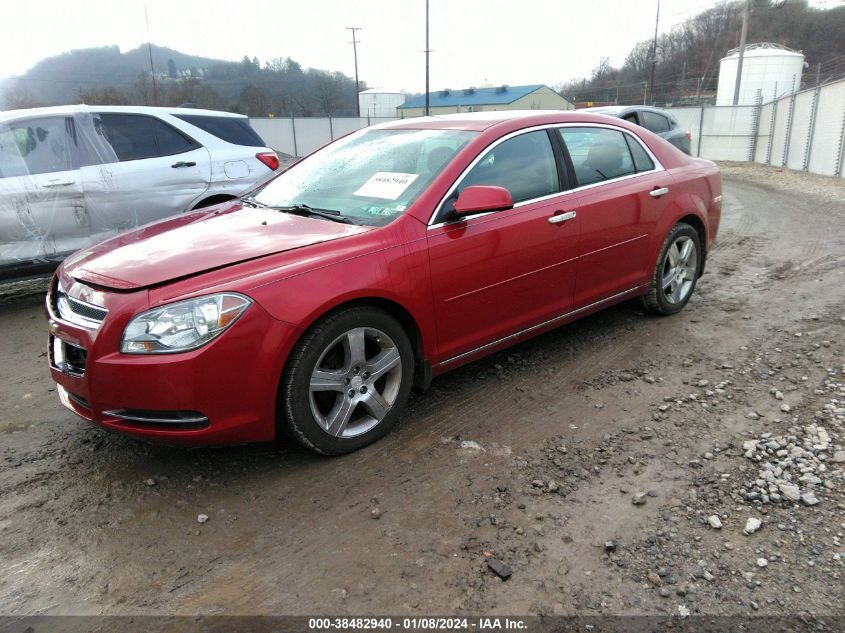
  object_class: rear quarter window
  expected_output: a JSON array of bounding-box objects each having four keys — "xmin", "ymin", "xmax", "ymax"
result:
[
  {"xmin": 174, "ymin": 115, "xmax": 266, "ymax": 147},
  {"xmin": 640, "ymin": 111, "xmax": 670, "ymax": 134}
]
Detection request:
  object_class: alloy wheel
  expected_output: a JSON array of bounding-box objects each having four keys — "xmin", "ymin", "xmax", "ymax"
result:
[
  {"xmin": 308, "ymin": 327, "xmax": 402, "ymax": 438},
  {"xmin": 661, "ymin": 235, "xmax": 698, "ymax": 305}
]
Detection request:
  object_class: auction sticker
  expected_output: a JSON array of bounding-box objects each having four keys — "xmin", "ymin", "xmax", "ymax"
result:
[{"xmin": 354, "ymin": 172, "xmax": 419, "ymax": 200}]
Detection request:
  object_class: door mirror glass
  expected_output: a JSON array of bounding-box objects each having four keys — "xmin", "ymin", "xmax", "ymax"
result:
[{"xmin": 453, "ymin": 185, "xmax": 513, "ymax": 216}]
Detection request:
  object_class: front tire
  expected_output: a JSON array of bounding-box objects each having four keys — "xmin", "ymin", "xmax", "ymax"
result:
[
  {"xmin": 642, "ymin": 222, "xmax": 701, "ymax": 315},
  {"xmin": 280, "ymin": 306, "xmax": 414, "ymax": 455}
]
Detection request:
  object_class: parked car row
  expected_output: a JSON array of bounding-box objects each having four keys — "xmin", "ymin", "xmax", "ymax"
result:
[
  {"xmin": 45, "ymin": 109, "xmax": 721, "ymax": 455},
  {"xmin": 0, "ymin": 105, "xmax": 279, "ymax": 278}
]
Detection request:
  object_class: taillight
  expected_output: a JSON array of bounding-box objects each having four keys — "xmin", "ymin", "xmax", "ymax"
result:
[
  {"xmin": 685, "ymin": 130, "xmax": 692, "ymax": 141},
  {"xmin": 256, "ymin": 152, "xmax": 280, "ymax": 170}
]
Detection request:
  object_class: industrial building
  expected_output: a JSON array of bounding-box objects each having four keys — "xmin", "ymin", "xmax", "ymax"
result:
[
  {"xmin": 358, "ymin": 88, "xmax": 406, "ymax": 119},
  {"xmin": 397, "ymin": 84, "xmax": 574, "ymax": 118},
  {"xmin": 716, "ymin": 43, "xmax": 806, "ymax": 105}
]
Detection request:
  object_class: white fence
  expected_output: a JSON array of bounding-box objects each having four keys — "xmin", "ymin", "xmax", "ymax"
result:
[
  {"xmin": 250, "ymin": 80, "xmax": 845, "ymax": 179},
  {"xmin": 249, "ymin": 116, "xmax": 397, "ymax": 158},
  {"xmin": 666, "ymin": 78, "xmax": 845, "ymax": 178}
]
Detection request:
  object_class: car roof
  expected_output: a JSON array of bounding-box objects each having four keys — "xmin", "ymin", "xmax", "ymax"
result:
[
  {"xmin": 583, "ymin": 105, "xmax": 677, "ymax": 121},
  {"xmin": 0, "ymin": 104, "xmax": 247, "ymax": 123},
  {"xmin": 373, "ymin": 109, "xmax": 638, "ymax": 132}
]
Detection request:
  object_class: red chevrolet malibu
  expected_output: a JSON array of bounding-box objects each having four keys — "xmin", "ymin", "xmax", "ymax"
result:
[{"xmin": 46, "ymin": 111, "xmax": 721, "ymax": 454}]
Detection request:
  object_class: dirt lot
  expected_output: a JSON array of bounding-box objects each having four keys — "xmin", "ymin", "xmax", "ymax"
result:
[{"xmin": 1, "ymin": 163, "xmax": 844, "ymax": 624}]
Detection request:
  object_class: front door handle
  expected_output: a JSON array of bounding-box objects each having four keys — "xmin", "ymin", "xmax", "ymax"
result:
[
  {"xmin": 649, "ymin": 186, "xmax": 670, "ymax": 198},
  {"xmin": 171, "ymin": 161, "xmax": 196, "ymax": 168},
  {"xmin": 548, "ymin": 210, "xmax": 576, "ymax": 225}
]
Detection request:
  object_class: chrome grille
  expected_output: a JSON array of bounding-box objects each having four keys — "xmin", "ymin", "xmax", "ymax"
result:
[{"xmin": 53, "ymin": 282, "xmax": 108, "ymax": 329}]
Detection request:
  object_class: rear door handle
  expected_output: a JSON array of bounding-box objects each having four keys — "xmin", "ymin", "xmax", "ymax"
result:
[
  {"xmin": 649, "ymin": 187, "xmax": 670, "ymax": 198},
  {"xmin": 171, "ymin": 161, "xmax": 196, "ymax": 168},
  {"xmin": 548, "ymin": 210, "xmax": 576, "ymax": 225},
  {"xmin": 42, "ymin": 179, "xmax": 75, "ymax": 188}
]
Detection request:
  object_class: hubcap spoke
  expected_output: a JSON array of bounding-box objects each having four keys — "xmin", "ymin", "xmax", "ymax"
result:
[
  {"xmin": 679, "ymin": 240, "xmax": 693, "ymax": 265},
  {"xmin": 672, "ymin": 279, "xmax": 684, "ymax": 303},
  {"xmin": 325, "ymin": 396, "xmax": 356, "ymax": 436},
  {"xmin": 667, "ymin": 243, "xmax": 680, "ymax": 267},
  {"xmin": 344, "ymin": 328, "xmax": 367, "ymax": 368},
  {"xmin": 367, "ymin": 348, "xmax": 401, "ymax": 381},
  {"xmin": 361, "ymin": 390, "xmax": 389, "ymax": 421},
  {"xmin": 310, "ymin": 370, "xmax": 346, "ymax": 392}
]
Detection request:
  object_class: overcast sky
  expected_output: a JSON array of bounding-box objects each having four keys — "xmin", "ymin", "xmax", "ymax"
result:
[{"xmin": 0, "ymin": 0, "xmax": 835, "ymax": 92}]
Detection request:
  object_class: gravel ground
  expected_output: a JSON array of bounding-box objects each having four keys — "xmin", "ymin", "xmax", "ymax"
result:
[{"xmin": 0, "ymin": 163, "xmax": 843, "ymax": 627}]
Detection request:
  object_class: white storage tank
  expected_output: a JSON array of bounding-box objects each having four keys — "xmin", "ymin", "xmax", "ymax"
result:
[
  {"xmin": 358, "ymin": 88, "xmax": 405, "ymax": 118},
  {"xmin": 716, "ymin": 43, "xmax": 805, "ymax": 105}
]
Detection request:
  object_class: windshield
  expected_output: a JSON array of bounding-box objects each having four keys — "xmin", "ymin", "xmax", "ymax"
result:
[{"xmin": 253, "ymin": 128, "xmax": 477, "ymax": 226}]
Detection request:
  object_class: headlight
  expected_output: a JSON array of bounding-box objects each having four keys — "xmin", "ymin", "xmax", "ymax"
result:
[{"xmin": 121, "ymin": 293, "xmax": 252, "ymax": 354}]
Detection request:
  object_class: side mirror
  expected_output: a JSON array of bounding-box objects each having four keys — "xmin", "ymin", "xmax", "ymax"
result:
[{"xmin": 452, "ymin": 185, "xmax": 513, "ymax": 216}]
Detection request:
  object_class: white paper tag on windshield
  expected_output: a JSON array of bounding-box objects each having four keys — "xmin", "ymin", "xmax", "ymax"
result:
[{"xmin": 354, "ymin": 172, "xmax": 419, "ymax": 200}]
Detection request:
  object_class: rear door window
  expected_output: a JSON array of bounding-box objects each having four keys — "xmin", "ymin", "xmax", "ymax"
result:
[
  {"xmin": 173, "ymin": 114, "xmax": 266, "ymax": 147},
  {"xmin": 459, "ymin": 130, "xmax": 559, "ymax": 203},
  {"xmin": 558, "ymin": 127, "xmax": 635, "ymax": 186},
  {"xmin": 95, "ymin": 114, "xmax": 199, "ymax": 162},
  {"xmin": 154, "ymin": 119, "xmax": 197, "ymax": 155},
  {"xmin": 0, "ymin": 117, "xmax": 74, "ymax": 177},
  {"xmin": 640, "ymin": 111, "xmax": 670, "ymax": 134}
]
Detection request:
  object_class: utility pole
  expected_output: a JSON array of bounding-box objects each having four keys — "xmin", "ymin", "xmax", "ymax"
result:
[
  {"xmin": 424, "ymin": 0, "xmax": 431, "ymax": 116},
  {"xmin": 144, "ymin": 3, "xmax": 158, "ymax": 106},
  {"xmin": 347, "ymin": 27, "xmax": 362, "ymax": 117},
  {"xmin": 732, "ymin": 0, "xmax": 749, "ymax": 105},
  {"xmin": 648, "ymin": 0, "xmax": 660, "ymax": 106}
]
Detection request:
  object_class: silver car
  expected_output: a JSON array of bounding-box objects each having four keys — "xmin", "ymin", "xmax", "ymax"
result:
[
  {"xmin": 583, "ymin": 105, "xmax": 691, "ymax": 155},
  {"xmin": 0, "ymin": 105, "xmax": 280, "ymax": 279}
]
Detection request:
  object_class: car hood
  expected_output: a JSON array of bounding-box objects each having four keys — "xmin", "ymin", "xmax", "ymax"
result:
[{"xmin": 64, "ymin": 202, "xmax": 373, "ymax": 290}]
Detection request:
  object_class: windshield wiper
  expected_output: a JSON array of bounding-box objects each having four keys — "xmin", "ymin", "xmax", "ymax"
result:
[
  {"xmin": 240, "ymin": 196, "xmax": 271, "ymax": 208},
  {"xmin": 272, "ymin": 204, "xmax": 354, "ymax": 225}
]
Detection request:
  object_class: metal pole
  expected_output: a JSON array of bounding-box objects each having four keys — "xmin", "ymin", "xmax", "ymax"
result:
[
  {"xmin": 425, "ymin": 0, "xmax": 430, "ymax": 116},
  {"xmin": 732, "ymin": 1, "xmax": 749, "ymax": 106},
  {"xmin": 648, "ymin": 0, "xmax": 660, "ymax": 106},
  {"xmin": 835, "ymin": 107, "xmax": 845, "ymax": 177},
  {"xmin": 766, "ymin": 82, "xmax": 778, "ymax": 165},
  {"xmin": 748, "ymin": 89, "xmax": 763, "ymax": 162},
  {"xmin": 803, "ymin": 86, "xmax": 821, "ymax": 171},
  {"xmin": 144, "ymin": 4, "xmax": 158, "ymax": 106},
  {"xmin": 696, "ymin": 105, "xmax": 705, "ymax": 157},
  {"xmin": 782, "ymin": 77, "xmax": 797, "ymax": 167},
  {"xmin": 347, "ymin": 27, "xmax": 362, "ymax": 117}
]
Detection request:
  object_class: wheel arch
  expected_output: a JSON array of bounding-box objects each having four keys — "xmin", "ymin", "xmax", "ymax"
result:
[
  {"xmin": 191, "ymin": 193, "xmax": 237, "ymax": 210},
  {"xmin": 290, "ymin": 295, "xmax": 432, "ymax": 391}
]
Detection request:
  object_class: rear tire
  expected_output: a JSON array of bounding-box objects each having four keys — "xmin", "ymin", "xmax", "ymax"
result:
[
  {"xmin": 641, "ymin": 222, "xmax": 701, "ymax": 315},
  {"xmin": 280, "ymin": 306, "xmax": 414, "ymax": 455}
]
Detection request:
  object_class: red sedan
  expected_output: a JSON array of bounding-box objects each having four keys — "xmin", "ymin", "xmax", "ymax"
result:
[{"xmin": 46, "ymin": 111, "xmax": 721, "ymax": 454}]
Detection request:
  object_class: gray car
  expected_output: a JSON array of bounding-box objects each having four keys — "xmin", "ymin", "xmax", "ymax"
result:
[{"xmin": 583, "ymin": 106, "xmax": 691, "ymax": 155}]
